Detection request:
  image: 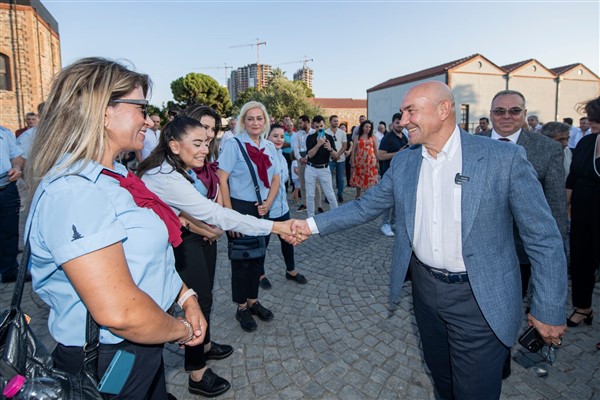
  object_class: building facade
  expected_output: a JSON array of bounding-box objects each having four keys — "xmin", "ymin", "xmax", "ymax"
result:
[
  {"xmin": 293, "ymin": 66, "xmax": 313, "ymax": 90},
  {"xmin": 0, "ymin": 0, "xmax": 61, "ymax": 132},
  {"xmin": 228, "ymin": 63, "xmax": 273, "ymax": 103},
  {"xmin": 307, "ymin": 98, "xmax": 367, "ymax": 128},
  {"xmin": 367, "ymin": 54, "xmax": 600, "ymax": 132}
]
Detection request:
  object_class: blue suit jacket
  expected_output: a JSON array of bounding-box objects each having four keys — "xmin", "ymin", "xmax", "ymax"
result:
[{"xmin": 314, "ymin": 130, "xmax": 567, "ymax": 346}]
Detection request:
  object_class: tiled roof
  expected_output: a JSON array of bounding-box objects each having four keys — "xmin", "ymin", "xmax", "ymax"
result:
[
  {"xmin": 308, "ymin": 98, "xmax": 366, "ymax": 109},
  {"xmin": 501, "ymin": 59, "xmax": 534, "ymax": 72},
  {"xmin": 551, "ymin": 63, "xmax": 580, "ymax": 75},
  {"xmin": 367, "ymin": 54, "xmax": 481, "ymax": 93}
]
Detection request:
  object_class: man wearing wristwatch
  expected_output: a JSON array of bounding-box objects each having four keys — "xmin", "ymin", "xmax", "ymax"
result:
[{"xmin": 305, "ymin": 115, "xmax": 339, "ymax": 218}]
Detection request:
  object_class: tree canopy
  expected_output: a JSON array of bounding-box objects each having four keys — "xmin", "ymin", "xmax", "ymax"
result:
[{"xmin": 170, "ymin": 73, "xmax": 232, "ymax": 116}]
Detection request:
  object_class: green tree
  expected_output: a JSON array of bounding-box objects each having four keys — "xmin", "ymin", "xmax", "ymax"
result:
[
  {"xmin": 170, "ymin": 73, "xmax": 232, "ymax": 116},
  {"xmin": 232, "ymin": 77, "xmax": 321, "ymax": 121}
]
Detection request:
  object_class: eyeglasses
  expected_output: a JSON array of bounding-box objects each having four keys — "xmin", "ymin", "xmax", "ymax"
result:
[
  {"xmin": 491, "ymin": 107, "xmax": 524, "ymax": 116},
  {"xmin": 198, "ymin": 122, "xmax": 216, "ymax": 134},
  {"xmin": 539, "ymin": 343, "xmax": 557, "ymax": 365},
  {"xmin": 109, "ymin": 99, "xmax": 149, "ymax": 119}
]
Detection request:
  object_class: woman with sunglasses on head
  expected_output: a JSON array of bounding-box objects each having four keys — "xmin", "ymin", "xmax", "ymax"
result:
[
  {"xmin": 217, "ymin": 101, "xmax": 281, "ymax": 333},
  {"xmin": 24, "ymin": 57, "xmax": 205, "ymax": 399},
  {"xmin": 138, "ymin": 114, "xmax": 295, "ymax": 396}
]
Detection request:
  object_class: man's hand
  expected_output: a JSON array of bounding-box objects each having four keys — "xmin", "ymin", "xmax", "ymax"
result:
[
  {"xmin": 527, "ymin": 314, "xmax": 566, "ymax": 346},
  {"xmin": 300, "ymin": 157, "xmax": 308, "ymax": 165},
  {"xmin": 7, "ymin": 167, "xmax": 22, "ymax": 182},
  {"xmin": 181, "ymin": 298, "xmax": 207, "ymax": 347},
  {"xmin": 291, "ymin": 219, "xmax": 312, "ymax": 238}
]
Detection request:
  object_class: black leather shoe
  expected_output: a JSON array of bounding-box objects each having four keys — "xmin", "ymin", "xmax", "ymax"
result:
[
  {"xmin": 235, "ymin": 307, "xmax": 257, "ymax": 332},
  {"xmin": 259, "ymin": 276, "xmax": 272, "ymax": 290},
  {"xmin": 567, "ymin": 309, "xmax": 594, "ymax": 327},
  {"xmin": 205, "ymin": 342, "xmax": 234, "ymax": 360},
  {"xmin": 285, "ymin": 272, "xmax": 307, "ymax": 284},
  {"xmin": 188, "ymin": 369, "xmax": 231, "ymax": 397},
  {"xmin": 249, "ymin": 301, "xmax": 274, "ymax": 321}
]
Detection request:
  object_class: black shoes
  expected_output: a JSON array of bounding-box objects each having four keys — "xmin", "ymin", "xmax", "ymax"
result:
[
  {"xmin": 567, "ymin": 309, "xmax": 594, "ymax": 327},
  {"xmin": 249, "ymin": 301, "xmax": 274, "ymax": 321},
  {"xmin": 204, "ymin": 342, "xmax": 234, "ymax": 360},
  {"xmin": 285, "ymin": 272, "xmax": 307, "ymax": 284},
  {"xmin": 235, "ymin": 307, "xmax": 257, "ymax": 332},
  {"xmin": 337, "ymin": 195, "xmax": 344, "ymax": 203},
  {"xmin": 188, "ymin": 368, "xmax": 231, "ymax": 398},
  {"xmin": 259, "ymin": 276, "xmax": 272, "ymax": 290}
]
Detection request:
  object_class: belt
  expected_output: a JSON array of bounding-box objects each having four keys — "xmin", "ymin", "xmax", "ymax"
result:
[
  {"xmin": 415, "ymin": 256, "xmax": 469, "ymax": 284},
  {"xmin": 0, "ymin": 181, "xmax": 14, "ymax": 191},
  {"xmin": 307, "ymin": 162, "xmax": 328, "ymax": 169}
]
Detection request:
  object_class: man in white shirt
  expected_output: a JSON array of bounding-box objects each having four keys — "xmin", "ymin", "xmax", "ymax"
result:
[
  {"xmin": 351, "ymin": 115, "xmax": 366, "ymax": 141},
  {"xmin": 326, "ymin": 115, "xmax": 347, "ymax": 203},
  {"xmin": 568, "ymin": 116, "xmax": 590, "ymax": 149},
  {"xmin": 294, "ymin": 115, "xmax": 321, "ymax": 212},
  {"xmin": 290, "ymin": 81, "xmax": 566, "ymax": 399},
  {"xmin": 136, "ymin": 114, "xmax": 161, "ymax": 161},
  {"xmin": 527, "ymin": 115, "xmax": 542, "ymax": 132}
]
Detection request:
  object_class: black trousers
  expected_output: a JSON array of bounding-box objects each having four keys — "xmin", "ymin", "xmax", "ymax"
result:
[
  {"xmin": 282, "ymin": 152, "xmax": 293, "ymax": 189},
  {"xmin": 0, "ymin": 182, "xmax": 20, "ymax": 279},
  {"xmin": 173, "ymin": 229, "xmax": 217, "ymax": 371},
  {"xmin": 53, "ymin": 341, "xmax": 168, "ymax": 399},
  {"xmin": 263, "ymin": 211, "xmax": 295, "ymax": 274},
  {"xmin": 410, "ymin": 256, "xmax": 508, "ymax": 400},
  {"xmin": 229, "ymin": 198, "xmax": 267, "ymax": 304}
]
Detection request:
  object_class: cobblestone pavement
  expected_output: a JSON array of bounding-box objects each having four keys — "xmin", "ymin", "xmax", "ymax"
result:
[{"xmin": 3, "ymin": 188, "xmax": 599, "ymax": 399}]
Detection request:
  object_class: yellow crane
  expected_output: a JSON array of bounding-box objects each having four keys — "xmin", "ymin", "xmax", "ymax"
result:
[{"xmin": 230, "ymin": 38, "xmax": 267, "ymax": 91}]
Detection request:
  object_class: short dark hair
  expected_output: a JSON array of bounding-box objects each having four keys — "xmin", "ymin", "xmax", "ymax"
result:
[
  {"xmin": 583, "ymin": 96, "xmax": 600, "ymax": 123},
  {"xmin": 541, "ymin": 122, "xmax": 570, "ymax": 139},
  {"xmin": 299, "ymin": 115, "xmax": 310, "ymax": 123},
  {"xmin": 562, "ymin": 117, "xmax": 573, "ymax": 125},
  {"xmin": 479, "ymin": 117, "xmax": 489, "ymax": 123},
  {"xmin": 392, "ymin": 112, "xmax": 402, "ymax": 122},
  {"xmin": 312, "ymin": 115, "xmax": 325, "ymax": 124},
  {"xmin": 329, "ymin": 115, "xmax": 338, "ymax": 122},
  {"xmin": 269, "ymin": 123, "xmax": 283, "ymax": 133},
  {"xmin": 491, "ymin": 90, "xmax": 526, "ymax": 107}
]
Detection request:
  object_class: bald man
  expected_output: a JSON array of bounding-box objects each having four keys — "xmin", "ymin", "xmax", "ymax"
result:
[{"xmin": 292, "ymin": 82, "xmax": 566, "ymax": 399}]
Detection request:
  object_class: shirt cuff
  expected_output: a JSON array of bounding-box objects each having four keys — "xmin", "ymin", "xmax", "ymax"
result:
[{"xmin": 307, "ymin": 218, "xmax": 319, "ymax": 234}]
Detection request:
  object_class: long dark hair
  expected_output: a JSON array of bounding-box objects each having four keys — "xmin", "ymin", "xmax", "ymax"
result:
[
  {"xmin": 137, "ymin": 116, "xmax": 202, "ymax": 183},
  {"xmin": 358, "ymin": 120, "xmax": 374, "ymax": 138},
  {"xmin": 180, "ymin": 105, "xmax": 222, "ymax": 161}
]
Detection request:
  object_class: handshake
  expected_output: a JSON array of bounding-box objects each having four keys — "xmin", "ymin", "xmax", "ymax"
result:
[{"xmin": 271, "ymin": 220, "xmax": 313, "ymax": 245}]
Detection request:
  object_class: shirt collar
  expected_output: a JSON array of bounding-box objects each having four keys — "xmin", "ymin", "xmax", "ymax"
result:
[
  {"xmin": 50, "ymin": 155, "xmax": 128, "ymax": 183},
  {"xmin": 421, "ymin": 125, "xmax": 461, "ymax": 161},
  {"xmin": 491, "ymin": 128, "xmax": 521, "ymax": 143}
]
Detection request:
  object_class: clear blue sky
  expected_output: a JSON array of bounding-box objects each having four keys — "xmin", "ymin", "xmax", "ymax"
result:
[{"xmin": 43, "ymin": 0, "xmax": 599, "ymax": 108}]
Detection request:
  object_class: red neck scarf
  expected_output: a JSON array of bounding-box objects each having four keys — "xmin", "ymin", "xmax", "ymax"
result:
[
  {"xmin": 244, "ymin": 142, "xmax": 272, "ymax": 188},
  {"xmin": 192, "ymin": 161, "xmax": 219, "ymax": 200},
  {"xmin": 101, "ymin": 169, "xmax": 182, "ymax": 247}
]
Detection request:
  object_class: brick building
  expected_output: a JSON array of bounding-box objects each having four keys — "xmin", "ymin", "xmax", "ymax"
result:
[
  {"xmin": 307, "ymin": 98, "xmax": 367, "ymax": 127},
  {"xmin": 0, "ymin": 0, "xmax": 60, "ymax": 132}
]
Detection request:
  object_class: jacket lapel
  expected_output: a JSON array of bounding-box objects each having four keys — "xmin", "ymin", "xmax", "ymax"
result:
[
  {"xmin": 460, "ymin": 131, "xmax": 488, "ymax": 241},
  {"xmin": 403, "ymin": 147, "xmax": 422, "ymax": 244}
]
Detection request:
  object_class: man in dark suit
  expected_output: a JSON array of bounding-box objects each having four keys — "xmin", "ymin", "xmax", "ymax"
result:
[{"xmin": 291, "ymin": 82, "xmax": 566, "ymax": 399}]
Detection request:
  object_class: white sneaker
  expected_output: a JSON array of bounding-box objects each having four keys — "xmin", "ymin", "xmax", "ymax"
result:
[{"xmin": 380, "ymin": 224, "xmax": 394, "ymax": 237}]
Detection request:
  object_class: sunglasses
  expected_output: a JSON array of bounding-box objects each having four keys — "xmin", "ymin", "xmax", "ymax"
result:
[
  {"xmin": 491, "ymin": 107, "xmax": 524, "ymax": 116},
  {"xmin": 109, "ymin": 99, "xmax": 149, "ymax": 119}
]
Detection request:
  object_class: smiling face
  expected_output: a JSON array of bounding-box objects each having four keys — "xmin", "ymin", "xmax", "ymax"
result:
[
  {"xmin": 168, "ymin": 126, "xmax": 210, "ymax": 170},
  {"xmin": 490, "ymin": 94, "xmax": 527, "ymax": 137},
  {"xmin": 105, "ymin": 86, "xmax": 151, "ymax": 154},
  {"xmin": 268, "ymin": 127, "xmax": 285, "ymax": 149},
  {"xmin": 199, "ymin": 115, "xmax": 216, "ymax": 146},
  {"xmin": 244, "ymin": 107, "xmax": 266, "ymax": 137}
]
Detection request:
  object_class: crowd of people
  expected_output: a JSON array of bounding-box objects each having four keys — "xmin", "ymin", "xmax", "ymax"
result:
[{"xmin": 0, "ymin": 57, "xmax": 598, "ymax": 399}]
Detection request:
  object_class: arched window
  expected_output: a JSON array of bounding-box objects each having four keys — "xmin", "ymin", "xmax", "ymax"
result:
[{"xmin": 0, "ymin": 53, "xmax": 11, "ymax": 91}]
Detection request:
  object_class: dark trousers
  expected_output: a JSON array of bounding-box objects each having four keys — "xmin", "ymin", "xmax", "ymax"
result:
[
  {"xmin": 229, "ymin": 198, "xmax": 266, "ymax": 304},
  {"xmin": 0, "ymin": 182, "xmax": 20, "ymax": 278},
  {"xmin": 263, "ymin": 211, "xmax": 295, "ymax": 274},
  {"xmin": 173, "ymin": 230, "xmax": 217, "ymax": 371},
  {"xmin": 282, "ymin": 152, "xmax": 293, "ymax": 190},
  {"xmin": 410, "ymin": 256, "xmax": 508, "ymax": 400},
  {"xmin": 520, "ymin": 263, "xmax": 531, "ymax": 298},
  {"xmin": 53, "ymin": 341, "xmax": 168, "ymax": 399},
  {"xmin": 570, "ymin": 209, "xmax": 600, "ymax": 308}
]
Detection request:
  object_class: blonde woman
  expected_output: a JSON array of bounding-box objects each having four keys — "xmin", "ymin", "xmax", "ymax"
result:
[{"xmin": 25, "ymin": 57, "xmax": 204, "ymax": 399}]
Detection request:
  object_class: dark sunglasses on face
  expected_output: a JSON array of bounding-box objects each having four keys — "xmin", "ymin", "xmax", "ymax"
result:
[
  {"xmin": 109, "ymin": 99, "xmax": 149, "ymax": 119},
  {"xmin": 491, "ymin": 107, "xmax": 524, "ymax": 116}
]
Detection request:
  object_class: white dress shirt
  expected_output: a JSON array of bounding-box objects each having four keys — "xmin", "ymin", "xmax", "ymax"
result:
[
  {"xmin": 491, "ymin": 128, "xmax": 521, "ymax": 144},
  {"xmin": 413, "ymin": 126, "xmax": 465, "ymax": 272}
]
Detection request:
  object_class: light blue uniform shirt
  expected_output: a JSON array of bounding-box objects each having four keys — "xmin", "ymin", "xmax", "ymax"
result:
[
  {"xmin": 269, "ymin": 150, "xmax": 289, "ymax": 218},
  {"xmin": 217, "ymin": 132, "xmax": 280, "ymax": 202},
  {"xmin": 188, "ymin": 169, "xmax": 209, "ymax": 198},
  {"xmin": 16, "ymin": 127, "xmax": 36, "ymax": 160},
  {"xmin": 0, "ymin": 126, "xmax": 23, "ymax": 187},
  {"xmin": 25, "ymin": 158, "xmax": 182, "ymax": 346}
]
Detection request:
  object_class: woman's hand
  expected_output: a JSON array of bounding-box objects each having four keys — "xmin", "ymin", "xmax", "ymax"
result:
[
  {"xmin": 256, "ymin": 200, "xmax": 271, "ymax": 217},
  {"xmin": 204, "ymin": 226, "xmax": 224, "ymax": 243}
]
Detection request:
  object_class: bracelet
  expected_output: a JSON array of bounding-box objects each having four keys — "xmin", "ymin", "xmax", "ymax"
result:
[
  {"xmin": 174, "ymin": 319, "xmax": 194, "ymax": 345},
  {"xmin": 177, "ymin": 288, "xmax": 198, "ymax": 308}
]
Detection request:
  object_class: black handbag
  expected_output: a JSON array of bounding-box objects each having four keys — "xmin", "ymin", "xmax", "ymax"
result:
[
  {"xmin": 0, "ymin": 203, "xmax": 103, "ymax": 399},
  {"xmin": 227, "ymin": 138, "xmax": 268, "ymax": 261}
]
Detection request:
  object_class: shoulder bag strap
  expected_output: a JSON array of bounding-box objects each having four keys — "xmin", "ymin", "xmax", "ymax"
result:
[{"xmin": 233, "ymin": 137, "xmax": 263, "ymax": 206}]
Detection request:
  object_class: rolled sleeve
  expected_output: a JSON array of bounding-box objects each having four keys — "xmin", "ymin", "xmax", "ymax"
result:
[{"xmin": 38, "ymin": 183, "xmax": 127, "ymax": 265}]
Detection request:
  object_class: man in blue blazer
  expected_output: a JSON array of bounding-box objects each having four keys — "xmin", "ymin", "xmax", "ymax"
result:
[{"xmin": 292, "ymin": 82, "xmax": 567, "ymax": 399}]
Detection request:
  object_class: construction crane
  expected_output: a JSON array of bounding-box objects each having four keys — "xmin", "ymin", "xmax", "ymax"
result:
[
  {"xmin": 193, "ymin": 63, "xmax": 233, "ymax": 84},
  {"xmin": 230, "ymin": 38, "xmax": 267, "ymax": 91},
  {"xmin": 276, "ymin": 56, "xmax": 314, "ymax": 70}
]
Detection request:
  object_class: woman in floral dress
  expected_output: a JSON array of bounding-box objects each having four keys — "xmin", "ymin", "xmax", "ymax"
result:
[{"xmin": 350, "ymin": 120, "xmax": 378, "ymax": 198}]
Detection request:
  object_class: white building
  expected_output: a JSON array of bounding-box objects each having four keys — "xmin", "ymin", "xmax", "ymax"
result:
[{"xmin": 367, "ymin": 54, "xmax": 600, "ymax": 132}]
